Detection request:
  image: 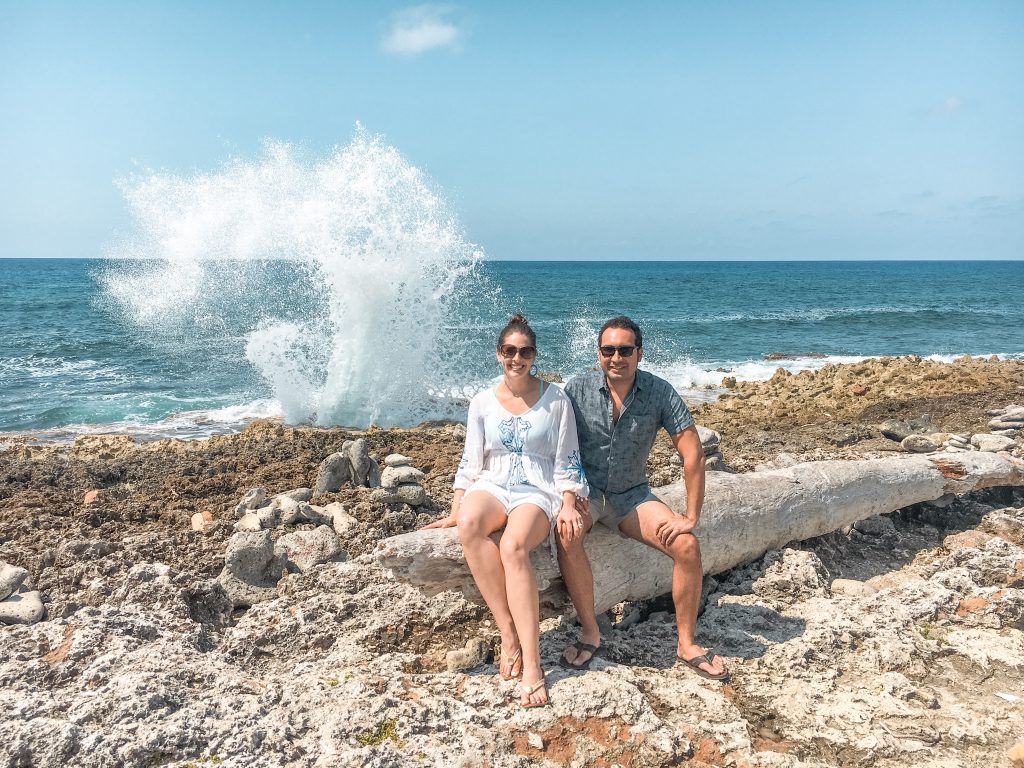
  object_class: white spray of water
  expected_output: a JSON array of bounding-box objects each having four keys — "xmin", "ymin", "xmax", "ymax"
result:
[{"xmin": 102, "ymin": 129, "xmax": 483, "ymax": 427}]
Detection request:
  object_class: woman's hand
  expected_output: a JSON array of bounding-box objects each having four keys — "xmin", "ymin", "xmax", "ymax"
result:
[
  {"xmin": 556, "ymin": 502, "xmax": 585, "ymax": 543},
  {"xmin": 423, "ymin": 491, "xmax": 463, "ymax": 530}
]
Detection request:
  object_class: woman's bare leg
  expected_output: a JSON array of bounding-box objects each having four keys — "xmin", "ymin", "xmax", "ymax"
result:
[
  {"xmin": 458, "ymin": 491, "xmax": 520, "ymax": 677},
  {"xmin": 499, "ymin": 504, "xmax": 552, "ymax": 705}
]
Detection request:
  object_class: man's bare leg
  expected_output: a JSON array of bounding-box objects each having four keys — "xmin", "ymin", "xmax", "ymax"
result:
[
  {"xmin": 556, "ymin": 509, "xmax": 602, "ymax": 666},
  {"xmin": 618, "ymin": 500, "xmax": 727, "ymax": 677}
]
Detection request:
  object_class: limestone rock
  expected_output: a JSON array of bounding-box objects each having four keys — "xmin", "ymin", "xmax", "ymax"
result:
[
  {"xmin": 697, "ymin": 425, "xmax": 721, "ymax": 452},
  {"xmin": 853, "ymin": 515, "xmax": 897, "ymax": 538},
  {"xmin": 972, "ymin": 433, "xmax": 1015, "ymax": 453},
  {"xmin": 751, "ymin": 549, "xmax": 829, "ymax": 603},
  {"xmin": 384, "ymin": 453, "xmax": 413, "ymax": 467},
  {"xmin": 381, "ymin": 465, "xmax": 426, "ymax": 488},
  {"xmin": 276, "ymin": 488, "xmax": 312, "ymax": 503},
  {"xmin": 217, "ymin": 531, "xmax": 285, "ymax": 608},
  {"xmin": 445, "ymin": 637, "xmax": 488, "ymax": 672},
  {"xmin": 901, "ymin": 434, "xmax": 939, "ymax": 453},
  {"xmin": 233, "ymin": 487, "xmax": 267, "ymax": 519},
  {"xmin": 372, "ymin": 484, "xmax": 426, "ymax": 507},
  {"xmin": 704, "ymin": 451, "xmax": 726, "ymax": 471},
  {"xmin": 346, "ymin": 438, "xmax": 377, "ymax": 487},
  {"xmin": 0, "ymin": 562, "xmax": 28, "ymax": 601},
  {"xmin": 233, "ymin": 512, "xmax": 262, "ymax": 532},
  {"xmin": 255, "ymin": 505, "xmax": 278, "ymax": 529},
  {"xmin": 880, "ymin": 420, "xmax": 913, "ymax": 441},
  {"xmin": 190, "ymin": 511, "xmax": 215, "ymax": 534},
  {"xmin": 328, "ymin": 503, "xmax": 358, "ymax": 537},
  {"xmin": 831, "ymin": 578, "xmax": 878, "ymax": 596},
  {"xmin": 1009, "ymin": 742, "xmax": 1024, "ymax": 767},
  {"xmin": 275, "ymin": 526, "xmax": 343, "ymax": 573},
  {"xmin": 314, "ymin": 452, "xmax": 351, "ymax": 494},
  {"xmin": 278, "ymin": 497, "xmax": 332, "ymax": 526},
  {"xmin": 0, "ymin": 589, "xmax": 44, "ymax": 625}
]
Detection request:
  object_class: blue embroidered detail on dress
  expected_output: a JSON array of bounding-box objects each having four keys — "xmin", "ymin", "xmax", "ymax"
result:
[
  {"xmin": 498, "ymin": 415, "xmax": 531, "ymax": 486},
  {"xmin": 564, "ymin": 450, "xmax": 586, "ymax": 484}
]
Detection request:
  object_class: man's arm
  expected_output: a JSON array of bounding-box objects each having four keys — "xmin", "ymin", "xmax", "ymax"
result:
[
  {"xmin": 672, "ymin": 425, "xmax": 706, "ymax": 522},
  {"xmin": 655, "ymin": 425, "xmax": 706, "ymax": 547}
]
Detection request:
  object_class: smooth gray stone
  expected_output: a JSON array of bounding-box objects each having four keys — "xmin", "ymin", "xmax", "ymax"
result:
[
  {"xmin": 347, "ymin": 438, "xmax": 373, "ymax": 486},
  {"xmin": 972, "ymin": 433, "xmax": 1015, "ymax": 453},
  {"xmin": 0, "ymin": 590, "xmax": 45, "ymax": 625},
  {"xmin": 381, "ymin": 465, "xmax": 426, "ymax": 488},
  {"xmin": 697, "ymin": 425, "xmax": 721, "ymax": 450},
  {"xmin": 853, "ymin": 516, "xmax": 897, "ymax": 537},
  {"xmin": 279, "ymin": 498, "xmax": 332, "ymax": 526},
  {"xmin": 277, "ymin": 488, "xmax": 312, "ymax": 502},
  {"xmin": 384, "ymin": 453, "xmax": 413, "ymax": 467},
  {"xmin": 0, "ymin": 563, "xmax": 28, "ymax": 601},
  {"xmin": 233, "ymin": 487, "xmax": 268, "ymax": 518},
  {"xmin": 880, "ymin": 420, "xmax": 913, "ymax": 442},
  {"xmin": 901, "ymin": 434, "xmax": 939, "ymax": 453},
  {"xmin": 315, "ymin": 452, "xmax": 351, "ymax": 494},
  {"xmin": 371, "ymin": 484, "xmax": 427, "ymax": 506},
  {"xmin": 274, "ymin": 526, "xmax": 344, "ymax": 573}
]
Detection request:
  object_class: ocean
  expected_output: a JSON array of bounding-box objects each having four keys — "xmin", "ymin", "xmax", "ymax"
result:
[{"xmin": 2, "ymin": 257, "xmax": 1022, "ymax": 441}]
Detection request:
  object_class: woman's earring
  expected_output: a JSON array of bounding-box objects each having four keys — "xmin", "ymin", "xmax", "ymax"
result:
[{"xmin": 530, "ymin": 363, "xmax": 538, "ymax": 376}]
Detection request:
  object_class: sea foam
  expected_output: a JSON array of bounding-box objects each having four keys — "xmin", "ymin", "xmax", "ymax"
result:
[{"xmin": 101, "ymin": 128, "xmax": 483, "ymax": 427}]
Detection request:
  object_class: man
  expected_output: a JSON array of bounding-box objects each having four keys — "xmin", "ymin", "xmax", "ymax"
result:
[{"xmin": 556, "ymin": 316, "xmax": 728, "ymax": 680}]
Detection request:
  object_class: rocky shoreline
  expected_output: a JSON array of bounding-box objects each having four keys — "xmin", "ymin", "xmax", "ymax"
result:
[{"xmin": 2, "ymin": 355, "xmax": 1023, "ymax": 767}]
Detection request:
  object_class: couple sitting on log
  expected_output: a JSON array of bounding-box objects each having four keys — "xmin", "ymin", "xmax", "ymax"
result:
[{"xmin": 425, "ymin": 313, "xmax": 729, "ymax": 708}]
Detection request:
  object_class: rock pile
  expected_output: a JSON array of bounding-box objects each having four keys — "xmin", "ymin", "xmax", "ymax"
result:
[
  {"xmin": 232, "ymin": 487, "xmax": 343, "ymax": 532},
  {"xmin": 696, "ymin": 426, "xmax": 725, "ymax": 471},
  {"xmin": 370, "ymin": 454, "xmax": 430, "ymax": 506},
  {"xmin": 314, "ymin": 438, "xmax": 381, "ymax": 493},
  {"xmin": 989, "ymin": 405, "xmax": 1024, "ymax": 438}
]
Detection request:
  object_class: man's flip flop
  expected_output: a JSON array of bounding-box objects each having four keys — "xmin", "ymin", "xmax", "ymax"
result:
[
  {"xmin": 677, "ymin": 649, "xmax": 730, "ymax": 681},
  {"xmin": 558, "ymin": 641, "xmax": 602, "ymax": 670}
]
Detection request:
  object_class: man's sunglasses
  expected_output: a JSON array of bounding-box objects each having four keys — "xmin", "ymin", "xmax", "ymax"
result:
[
  {"xmin": 599, "ymin": 345, "xmax": 638, "ymax": 358},
  {"xmin": 498, "ymin": 344, "xmax": 537, "ymax": 360}
]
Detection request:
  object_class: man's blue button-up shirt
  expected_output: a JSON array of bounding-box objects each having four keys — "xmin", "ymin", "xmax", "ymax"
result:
[{"xmin": 564, "ymin": 368, "xmax": 695, "ymax": 495}]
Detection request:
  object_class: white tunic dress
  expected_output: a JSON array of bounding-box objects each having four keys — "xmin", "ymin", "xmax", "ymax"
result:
[{"xmin": 454, "ymin": 383, "xmax": 590, "ymax": 525}]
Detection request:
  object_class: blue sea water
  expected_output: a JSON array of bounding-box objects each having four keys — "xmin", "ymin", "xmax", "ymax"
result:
[{"xmin": 1, "ymin": 258, "xmax": 1022, "ymax": 440}]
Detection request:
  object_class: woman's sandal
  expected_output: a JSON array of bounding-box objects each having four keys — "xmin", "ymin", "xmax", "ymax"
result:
[
  {"xmin": 519, "ymin": 674, "xmax": 549, "ymax": 708},
  {"xmin": 499, "ymin": 647, "xmax": 523, "ymax": 680}
]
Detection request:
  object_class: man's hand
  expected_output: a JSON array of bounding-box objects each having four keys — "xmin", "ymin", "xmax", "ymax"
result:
[
  {"xmin": 557, "ymin": 504, "xmax": 585, "ymax": 543},
  {"xmin": 574, "ymin": 496, "xmax": 590, "ymax": 515},
  {"xmin": 655, "ymin": 515, "xmax": 697, "ymax": 548}
]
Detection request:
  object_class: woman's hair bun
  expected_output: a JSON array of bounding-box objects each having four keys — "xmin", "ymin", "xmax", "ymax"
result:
[{"xmin": 509, "ymin": 313, "xmax": 528, "ymax": 325}]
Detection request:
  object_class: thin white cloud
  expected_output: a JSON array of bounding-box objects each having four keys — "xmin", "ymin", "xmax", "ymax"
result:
[{"xmin": 381, "ymin": 5, "xmax": 463, "ymax": 56}]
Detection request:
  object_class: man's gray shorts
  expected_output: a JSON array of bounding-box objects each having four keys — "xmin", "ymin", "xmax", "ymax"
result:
[{"xmin": 589, "ymin": 483, "xmax": 662, "ymax": 532}]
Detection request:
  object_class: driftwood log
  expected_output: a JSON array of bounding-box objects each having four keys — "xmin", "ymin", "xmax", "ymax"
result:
[{"xmin": 374, "ymin": 452, "xmax": 1024, "ymax": 613}]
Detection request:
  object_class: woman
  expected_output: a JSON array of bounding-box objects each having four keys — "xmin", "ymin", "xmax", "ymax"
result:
[{"xmin": 426, "ymin": 314, "xmax": 589, "ymax": 707}]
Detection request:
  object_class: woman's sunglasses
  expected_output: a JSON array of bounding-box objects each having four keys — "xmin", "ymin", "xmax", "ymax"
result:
[
  {"xmin": 498, "ymin": 344, "xmax": 537, "ymax": 360},
  {"xmin": 599, "ymin": 345, "xmax": 637, "ymax": 358}
]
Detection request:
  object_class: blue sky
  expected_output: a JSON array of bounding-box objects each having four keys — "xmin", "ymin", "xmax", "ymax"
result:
[{"xmin": 1, "ymin": 1, "xmax": 1022, "ymax": 260}]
